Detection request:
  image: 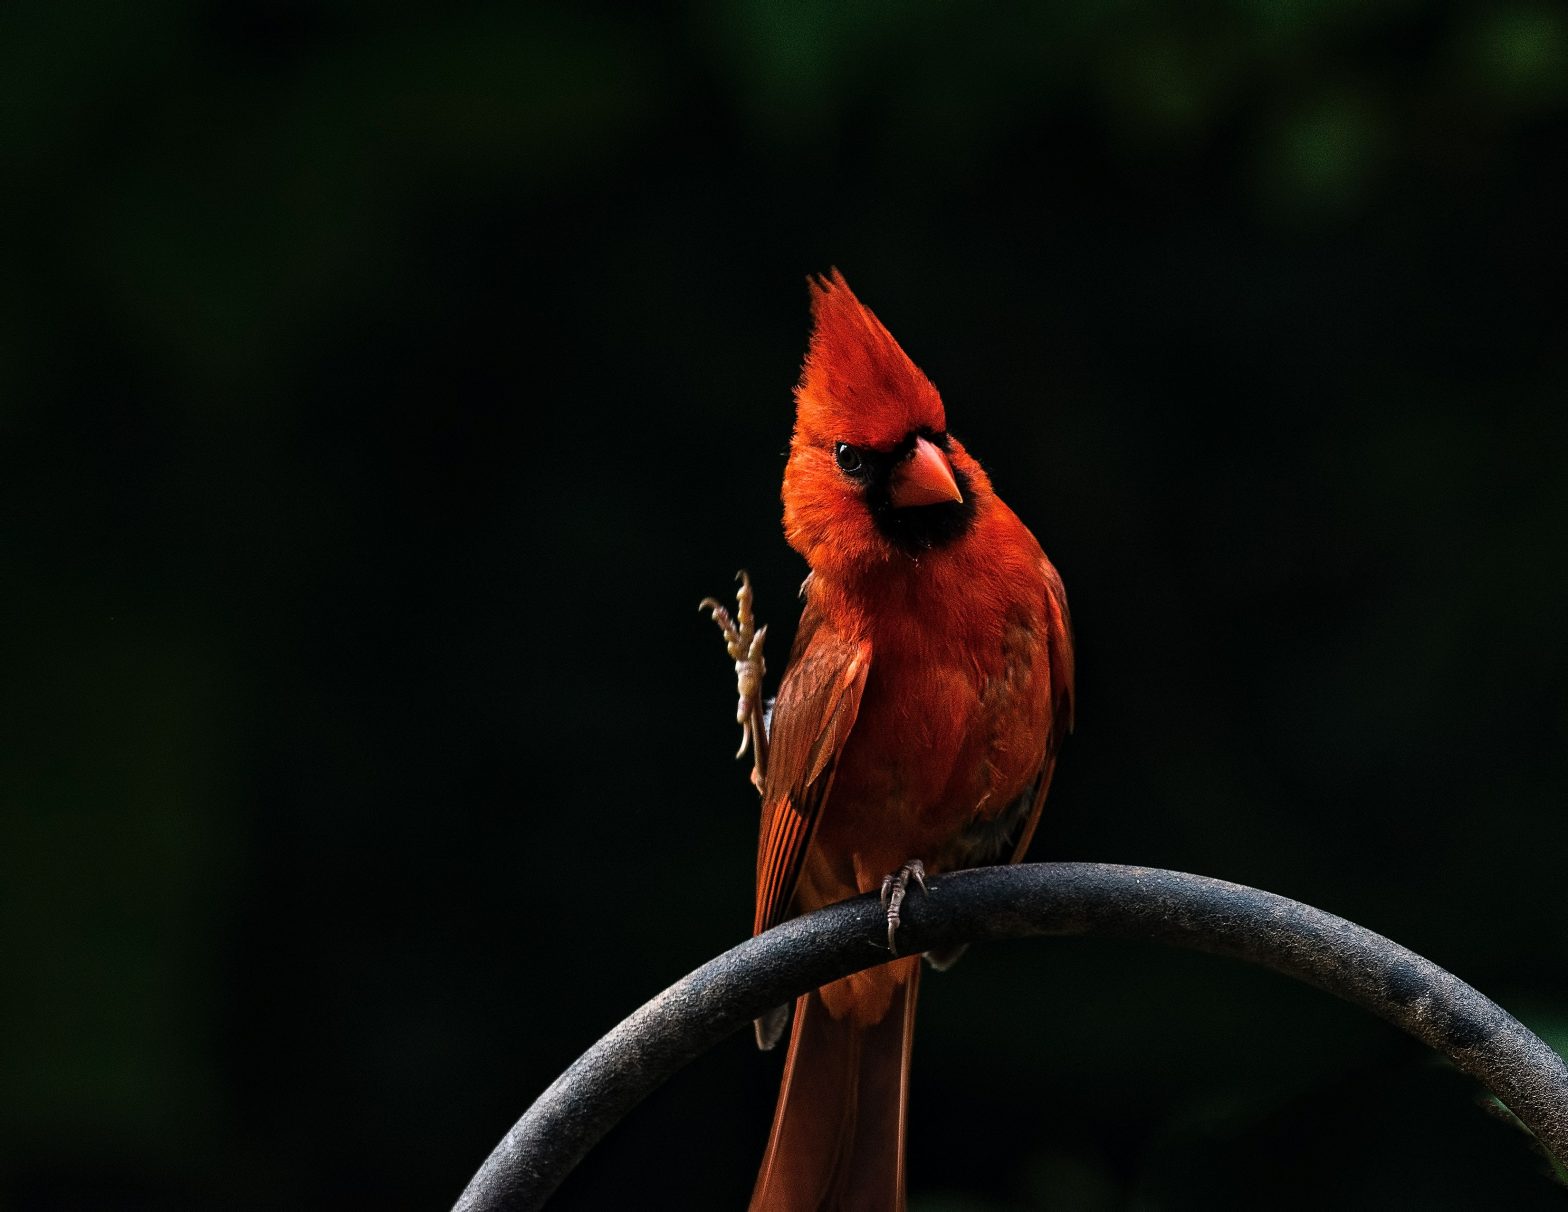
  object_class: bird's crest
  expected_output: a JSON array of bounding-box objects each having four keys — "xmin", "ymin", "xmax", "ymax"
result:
[{"xmin": 794, "ymin": 270, "xmax": 946, "ymax": 449}]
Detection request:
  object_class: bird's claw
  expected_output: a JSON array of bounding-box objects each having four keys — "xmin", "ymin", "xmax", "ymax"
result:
[
  {"xmin": 879, "ymin": 859, "xmax": 927, "ymax": 954},
  {"xmin": 700, "ymin": 570, "xmax": 768, "ymax": 786}
]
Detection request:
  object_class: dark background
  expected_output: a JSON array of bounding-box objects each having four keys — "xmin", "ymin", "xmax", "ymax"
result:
[{"xmin": 4, "ymin": 3, "xmax": 1567, "ymax": 1208}]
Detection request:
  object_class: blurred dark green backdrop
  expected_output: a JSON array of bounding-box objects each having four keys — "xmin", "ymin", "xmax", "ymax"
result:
[{"xmin": 4, "ymin": 2, "xmax": 1567, "ymax": 1208}]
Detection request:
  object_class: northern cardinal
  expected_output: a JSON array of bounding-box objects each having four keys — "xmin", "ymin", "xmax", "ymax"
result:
[{"xmin": 704, "ymin": 271, "xmax": 1074, "ymax": 1211}]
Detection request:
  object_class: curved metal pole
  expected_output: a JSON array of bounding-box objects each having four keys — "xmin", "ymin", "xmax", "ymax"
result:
[{"xmin": 452, "ymin": 863, "xmax": 1568, "ymax": 1211}]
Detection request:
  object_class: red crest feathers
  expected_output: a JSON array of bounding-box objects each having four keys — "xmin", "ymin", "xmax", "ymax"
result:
[{"xmin": 794, "ymin": 270, "xmax": 946, "ymax": 449}]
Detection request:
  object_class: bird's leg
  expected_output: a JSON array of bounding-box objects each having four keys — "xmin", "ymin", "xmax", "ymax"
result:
[
  {"xmin": 879, "ymin": 859, "xmax": 928, "ymax": 954},
  {"xmin": 699, "ymin": 570, "xmax": 768, "ymax": 792}
]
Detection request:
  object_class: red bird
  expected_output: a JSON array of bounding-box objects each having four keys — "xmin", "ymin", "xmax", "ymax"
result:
[{"xmin": 704, "ymin": 271, "xmax": 1074, "ymax": 1211}]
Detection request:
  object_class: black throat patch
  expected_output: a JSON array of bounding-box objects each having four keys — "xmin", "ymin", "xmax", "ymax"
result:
[{"xmin": 850, "ymin": 429, "xmax": 980, "ymax": 555}]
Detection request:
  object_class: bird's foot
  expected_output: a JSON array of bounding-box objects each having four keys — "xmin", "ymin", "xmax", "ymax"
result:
[
  {"xmin": 699, "ymin": 570, "xmax": 768, "ymax": 789},
  {"xmin": 879, "ymin": 859, "xmax": 928, "ymax": 954}
]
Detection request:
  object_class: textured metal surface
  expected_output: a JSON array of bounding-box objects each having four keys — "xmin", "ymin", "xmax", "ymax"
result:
[{"xmin": 452, "ymin": 863, "xmax": 1568, "ymax": 1211}]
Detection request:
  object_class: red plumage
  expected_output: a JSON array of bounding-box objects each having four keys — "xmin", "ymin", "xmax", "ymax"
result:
[{"xmin": 747, "ymin": 271, "xmax": 1074, "ymax": 1211}]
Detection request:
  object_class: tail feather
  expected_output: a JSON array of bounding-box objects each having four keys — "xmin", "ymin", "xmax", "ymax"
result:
[{"xmin": 750, "ymin": 958, "xmax": 921, "ymax": 1212}]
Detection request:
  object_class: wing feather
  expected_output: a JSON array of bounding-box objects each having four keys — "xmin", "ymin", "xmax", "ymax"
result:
[
  {"xmin": 1005, "ymin": 559, "xmax": 1076, "ymax": 864},
  {"xmin": 753, "ymin": 597, "xmax": 871, "ymax": 937}
]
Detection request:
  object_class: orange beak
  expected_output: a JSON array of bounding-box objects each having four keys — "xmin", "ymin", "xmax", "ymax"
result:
[{"xmin": 888, "ymin": 436, "xmax": 964, "ymax": 509}]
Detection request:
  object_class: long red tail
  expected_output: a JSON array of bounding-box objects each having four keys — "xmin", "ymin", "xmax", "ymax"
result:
[{"xmin": 750, "ymin": 958, "xmax": 922, "ymax": 1212}]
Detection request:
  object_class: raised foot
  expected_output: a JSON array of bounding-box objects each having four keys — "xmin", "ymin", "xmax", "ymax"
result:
[
  {"xmin": 699, "ymin": 570, "xmax": 768, "ymax": 786},
  {"xmin": 879, "ymin": 859, "xmax": 928, "ymax": 954}
]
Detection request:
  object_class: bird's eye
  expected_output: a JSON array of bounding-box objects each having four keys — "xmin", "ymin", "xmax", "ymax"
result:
[{"xmin": 834, "ymin": 442, "xmax": 864, "ymax": 474}]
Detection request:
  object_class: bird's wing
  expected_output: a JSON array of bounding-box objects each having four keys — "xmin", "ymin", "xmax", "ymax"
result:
[
  {"xmin": 1005, "ymin": 557, "xmax": 1076, "ymax": 864},
  {"xmin": 753, "ymin": 595, "xmax": 871, "ymax": 936}
]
